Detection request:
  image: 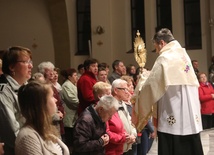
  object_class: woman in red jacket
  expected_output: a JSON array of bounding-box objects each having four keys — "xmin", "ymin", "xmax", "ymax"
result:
[
  {"xmin": 198, "ymin": 72, "xmax": 214, "ymax": 129},
  {"xmin": 77, "ymin": 58, "xmax": 98, "ymax": 116}
]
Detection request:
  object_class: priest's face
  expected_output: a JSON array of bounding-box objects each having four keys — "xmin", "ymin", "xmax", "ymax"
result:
[{"xmin": 153, "ymin": 40, "xmax": 167, "ymax": 54}]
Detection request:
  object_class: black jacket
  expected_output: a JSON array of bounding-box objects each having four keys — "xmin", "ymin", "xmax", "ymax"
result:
[{"xmin": 72, "ymin": 105, "xmax": 106, "ymax": 155}]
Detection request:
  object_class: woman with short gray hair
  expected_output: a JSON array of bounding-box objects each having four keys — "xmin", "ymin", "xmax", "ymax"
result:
[{"xmin": 72, "ymin": 95, "xmax": 119, "ymax": 155}]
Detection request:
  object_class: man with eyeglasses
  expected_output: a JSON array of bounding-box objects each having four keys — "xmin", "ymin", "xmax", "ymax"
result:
[{"xmin": 106, "ymin": 79, "xmax": 137, "ymax": 155}]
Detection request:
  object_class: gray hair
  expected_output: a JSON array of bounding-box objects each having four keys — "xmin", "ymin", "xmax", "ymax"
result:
[
  {"xmin": 152, "ymin": 28, "xmax": 175, "ymax": 44},
  {"xmin": 37, "ymin": 61, "xmax": 55, "ymax": 74},
  {"xmin": 96, "ymin": 95, "xmax": 119, "ymax": 111},
  {"xmin": 111, "ymin": 79, "xmax": 127, "ymax": 92}
]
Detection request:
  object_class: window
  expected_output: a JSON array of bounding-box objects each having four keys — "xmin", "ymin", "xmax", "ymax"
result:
[
  {"xmin": 76, "ymin": 0, "xmax": 91, "ymax": 55},
  {"xmin": 156, "ymin": 0, "xmax": 172, "ymax": 32},
  {"xmin": 130, "ymin": 0, "xmax": 145, "ymax": 52},
  {"xmin": 184, "ymin": 0, "xmax": 201, "ymax": 49}
]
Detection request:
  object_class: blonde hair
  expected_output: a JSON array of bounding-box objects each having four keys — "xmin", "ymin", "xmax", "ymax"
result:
[
  {"xmin": 120, "ymin": 75, "xmax": 133, "ymax": 83},
  {"xmin": 2, "ymin": 46, "xmax": 32, "ymax": 75},
  {"xmin": 93, "ymin": 81, "xmax": 112, "ymax": 100}
]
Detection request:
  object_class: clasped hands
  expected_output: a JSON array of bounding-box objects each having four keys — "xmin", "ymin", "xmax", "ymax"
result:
[
  {"xmin": 125, "ymin": 133, "xmax": 136, "ymax": 144},
  {"xmin": 101, "ymin": 134, "xmax": 109, "ymax": 146}
]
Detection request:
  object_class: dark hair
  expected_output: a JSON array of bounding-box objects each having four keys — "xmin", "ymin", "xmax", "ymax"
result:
[
  {"xmin": 98, "ymin": 62, "xmax": 109, "ymax": 69},
  {"xmin": 98, "ymin": 66, "xmax": 106, "ymax": 72},
  {"xmin": 77, "ymin": 64, "xmax": 84, "ymax": 71},
  {"xmin": 126, "ymin": 64, "xmax": 135, "ymax": 75},
  {"xmin": 191, "ymin": 60, "xmax": 198, "ymax": 64},
  {"xmin": 18, "ymin": 81, "xmax": 58, "ymax": 141},
  {"xmin": 133, "ymin": 67, "xmax": 142, "ymax": 86},
  {"xmin": 54, "ymin": 67, "xmax": 60, "ymax": 74},
  {"xmin": 211, "ymin": 56, "xmax": 214, "ymax": 63},
  {"xmin": 112, "ymin": 60, "xmax": 121, "ymax": 71},
  {"xmin": 197, "ymin": 72, "xmax": 207, "ymax": 80},
  {"xmin": 60, "ymin": 68, "xmax": 77, "ymax": 79},
  {"xmin": 152, "ymin": 28, "xmax": 175, "ymax": 44},
  {"xmin": 135, "ymin": 67, "xmax": 142, "ymax": 75},
  {"xmin": 83, "ymin": 58, "xmax": 99, "ymax": 70},
  {"xmin": 2, "ymin": 46, "xmax": 32, "ymax": 75}
]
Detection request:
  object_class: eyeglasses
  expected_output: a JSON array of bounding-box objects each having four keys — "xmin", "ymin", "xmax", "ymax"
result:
[
  {"xmin": 116, "ymin": 87, "xmax": 129, "ymax": 92},
  {"xmin": 17, "ymin": 60, "xmax": 33, "ymax": 65}
]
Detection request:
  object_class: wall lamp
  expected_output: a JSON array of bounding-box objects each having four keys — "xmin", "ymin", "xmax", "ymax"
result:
[{"xmin": 95, "ymin": 25, "xmax": 105, "ymax": 35}]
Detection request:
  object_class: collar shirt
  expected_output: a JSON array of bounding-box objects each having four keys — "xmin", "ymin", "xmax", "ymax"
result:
[{"xmin": 117, "ymin": 101, "xmax": 137, "ymax": 152}]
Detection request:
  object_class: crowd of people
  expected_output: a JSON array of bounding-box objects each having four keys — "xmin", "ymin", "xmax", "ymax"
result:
[{"xmin": 0, "ymin": 28, "xmax": 210, "ymax": 155}]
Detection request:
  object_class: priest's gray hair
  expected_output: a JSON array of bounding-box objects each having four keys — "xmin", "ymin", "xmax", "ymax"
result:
[
  {"xmin": 96, "ymin": 95, "xmax": 119, "ymax": 111},
  {"xmin": 152, "ymin": 28, "xmax": 175, "ymax": 44}
]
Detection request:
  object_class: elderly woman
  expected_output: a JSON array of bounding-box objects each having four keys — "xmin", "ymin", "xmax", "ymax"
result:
[
  {"xmin": 72, "ymin": 95, "xmax": 119, "ymax": 155},
  {"xmin": 15, "ymin": 81, "xmax": 69, "ymax": 155},
  {"xmin": 37, "ymin": 61, "xmax": 65, "ymax": 139},
  {"xmin": 72, "ymin": 82, "xmax": 113, "ymax": 155},
  {"xmin": 0, "ymin": 46, "xmax": 33, "ymax": 154}
]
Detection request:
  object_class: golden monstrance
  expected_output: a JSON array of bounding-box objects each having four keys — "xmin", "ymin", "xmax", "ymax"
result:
[{"xmin": 134, "ymin": 30, "xmax": 147, "ymax": 72}]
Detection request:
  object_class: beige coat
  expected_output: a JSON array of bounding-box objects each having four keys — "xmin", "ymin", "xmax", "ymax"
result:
[
  {"xmin": 118, "ymin": 101, "xmax": 137, "ymax": 153},
  {"xmin": 15, "ymin": 126, "xmax": 69, "ymax": 155},
  {"xmin": 61, "ymin": 79, "xmax": 79, "ymax": 128}
]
